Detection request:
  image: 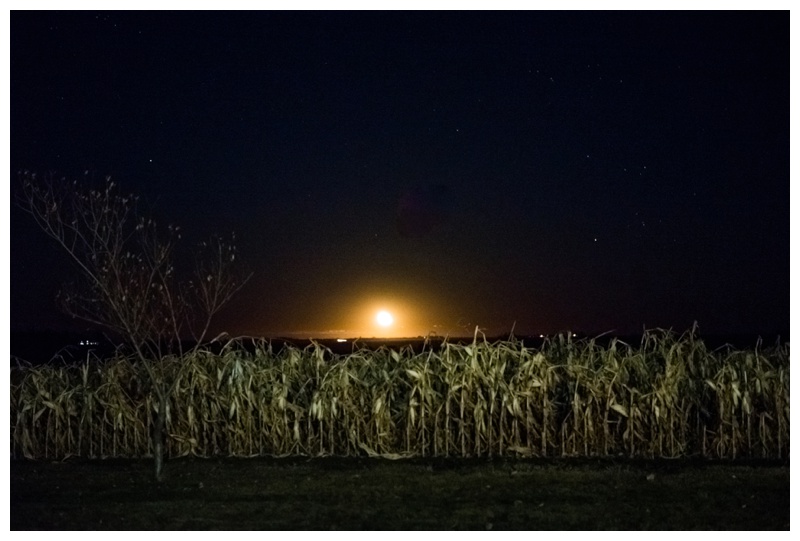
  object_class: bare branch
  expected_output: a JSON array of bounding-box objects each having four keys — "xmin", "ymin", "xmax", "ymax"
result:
[{"xmin": 17, "ymin": 171, "xmax": 251, "ymax": 360}]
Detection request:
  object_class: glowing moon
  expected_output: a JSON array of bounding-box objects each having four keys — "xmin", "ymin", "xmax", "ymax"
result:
[{"xmin": 376, "ymin": 310, "xmax": 394, "ymax": 327}]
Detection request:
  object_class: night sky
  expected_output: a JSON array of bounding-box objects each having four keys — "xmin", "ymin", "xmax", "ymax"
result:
[{"xmin": 9, "ymin": 11, "xmax": 789, "ymax": 340}]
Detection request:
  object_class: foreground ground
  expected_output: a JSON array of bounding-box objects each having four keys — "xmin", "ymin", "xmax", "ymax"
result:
[{"xmin": 10, "ymin": 456, "xmax": 790, "ymax": 530}]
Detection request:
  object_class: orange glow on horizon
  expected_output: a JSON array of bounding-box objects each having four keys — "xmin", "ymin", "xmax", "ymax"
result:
[
  {"xmin": 267, "ymin": 287, "xmax": 451, "ymax": 339},
  {"xmin": 343, "ymin": 294, "xmax": 425, "ymax": 338}
]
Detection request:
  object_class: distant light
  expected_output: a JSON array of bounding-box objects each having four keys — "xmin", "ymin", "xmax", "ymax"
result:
[
  {"xmin": 337, "ymin": 339, "xmax": 347, "ymax": 343},
  {"xmin": 376, "ymin": 310, "xmax": 394, "ymax": 327}
]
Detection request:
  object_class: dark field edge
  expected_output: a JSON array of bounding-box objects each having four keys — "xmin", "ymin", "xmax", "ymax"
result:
[
  {"xmin": 10, "ymin": 456, "xmax": 790, "ymax": 530},
  {"xmin": 10, "ymin": 453, "xmax": 790, "ymax": 471}
]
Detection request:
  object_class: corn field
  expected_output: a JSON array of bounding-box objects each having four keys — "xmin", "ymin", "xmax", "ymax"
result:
[{"xmin": 11, "ymin": 329, "xmax": 789, "ymax": 460}]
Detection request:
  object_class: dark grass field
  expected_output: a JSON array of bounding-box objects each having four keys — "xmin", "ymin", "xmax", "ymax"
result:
[{"xmin": 10, "ymin": 456, "xmax": 790, "ymax": 530}]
